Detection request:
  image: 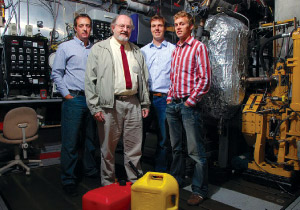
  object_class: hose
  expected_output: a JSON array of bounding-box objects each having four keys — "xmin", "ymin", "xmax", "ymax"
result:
[{"xmin": 259, "ymin": 33, "xmax": 290, "ymax": 74}]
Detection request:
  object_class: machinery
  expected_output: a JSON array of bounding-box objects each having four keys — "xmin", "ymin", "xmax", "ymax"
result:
[{"xmin": 242, "ymin": 21, "xmax": 300, "ymax": 188}]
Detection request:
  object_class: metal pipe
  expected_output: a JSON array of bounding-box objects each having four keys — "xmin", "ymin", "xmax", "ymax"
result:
[
  {"xmin": 27, "ymin": 0, "xmax": 29, "ymax": 25},
  {"xmin": 18, "ymin": 0, "xmax": 20, "ymax": 35},
  {"xmin": 136, "ymin": 0, "xmax": 151, "ymax": 4},
  {"xmin": 126, "ymin": 0, "xmax": 152, "ymax": 14},
  {"xmin": 244, "ymin": 77, "xmax": 274, "ymax": 83},
  {"xmin": 195, "ymin": 0, "xmax": 211, "ymax": 40},
  {"xmin": 297, "ymin": 140, "xmax": 300, "ymax": 161},
  {"xmin": 51, "ymin": 0, "xmax": 57, "ymax": 45}
]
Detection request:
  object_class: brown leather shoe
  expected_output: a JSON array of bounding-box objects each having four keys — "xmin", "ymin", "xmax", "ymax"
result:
[{"xmin": 187, "ymin": 193, "xmax": 204, "ymax": 206}]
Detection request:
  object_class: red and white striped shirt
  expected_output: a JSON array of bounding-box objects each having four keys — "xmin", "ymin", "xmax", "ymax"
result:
[{"xmin": 167, "ymin": 36, "xmax": 211, "ymax": 106}]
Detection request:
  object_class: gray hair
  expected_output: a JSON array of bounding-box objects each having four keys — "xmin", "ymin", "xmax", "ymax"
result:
[{"xmin": 110, "ymin": 14, "xmax": 134, "ymax": 33}]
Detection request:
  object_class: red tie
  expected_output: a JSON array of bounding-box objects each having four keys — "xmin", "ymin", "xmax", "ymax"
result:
[{"xmin": 120, "ymin": 45, "xmax": 132, "ymax": 89}]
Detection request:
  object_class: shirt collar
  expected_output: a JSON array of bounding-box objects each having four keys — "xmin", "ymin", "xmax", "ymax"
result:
[
  {"xmin": 150, "ymin": 40, "xmax": 167, "ymax": 49},
  {"xmin": 176, "ymin": 36, "xmax": 194, "ymax": 47},
  {"xmin": 111, "ymin": 36, "xmax": 130, "ymax": 49},
  {"xmin": 74, "ymin": 36, "xmax": 91, "ymax": 48}
]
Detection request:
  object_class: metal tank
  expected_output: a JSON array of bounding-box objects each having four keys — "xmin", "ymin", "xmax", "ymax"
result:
[{"xmin": 201, "ymin": 13, "xmax": 249, "ymax": 120}]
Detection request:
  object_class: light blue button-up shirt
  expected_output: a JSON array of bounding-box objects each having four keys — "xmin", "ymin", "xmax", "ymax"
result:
[
  {"xmin": 51, "ymin": 36, "xmax": 92, "ymax": 97},
  {"xmin": 141, "ymin": 40, "xmax": 175, "ymax": 94}
]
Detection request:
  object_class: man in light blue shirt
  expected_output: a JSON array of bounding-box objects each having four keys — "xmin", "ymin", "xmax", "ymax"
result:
[
  {"xmin": 51, "ymin": 14, "xmax": 98, "ymax": 197},
  {"xmin": 141, "ymin": 15, "xmax": 175, "ymax": 172}
]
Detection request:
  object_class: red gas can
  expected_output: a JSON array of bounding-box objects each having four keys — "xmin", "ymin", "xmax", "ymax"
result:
[{"xmin": 82, "ymin": 182, "xmax": 132, "ymax": 210}]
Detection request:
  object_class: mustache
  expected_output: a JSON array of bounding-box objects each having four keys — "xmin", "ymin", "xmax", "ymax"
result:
[{"xmin": 120, "ymin": 32, "xmax": 129, "ymax": 36}]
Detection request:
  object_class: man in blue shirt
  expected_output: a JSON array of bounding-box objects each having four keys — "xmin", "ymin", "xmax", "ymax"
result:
[
  {"xmin": 51, "ymin": 14, "xmax": 98, "ymax": 196},
  {"xmin": 141, "ymin": 15, "xmax": 175, "ymax": 172}
]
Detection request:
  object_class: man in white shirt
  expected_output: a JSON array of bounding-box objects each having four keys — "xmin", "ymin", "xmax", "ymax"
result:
[
  {"xmin": 85, "ymin": 14, "xmax": 150, "ymax": 186},
  {"xmin": 141, "ymin": 15, "xmax": 175, "ymax": 172}
]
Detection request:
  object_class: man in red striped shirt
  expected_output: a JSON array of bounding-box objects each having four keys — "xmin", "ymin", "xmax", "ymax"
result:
[{"xmin": 166, "ymin": 11, "xmax": 211, "ymax": 206}]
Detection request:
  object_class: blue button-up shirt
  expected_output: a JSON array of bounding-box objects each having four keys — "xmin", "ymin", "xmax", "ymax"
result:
[
  {"xmin": 51, "ymin": 36, "xmax": 92, "ymax": 97},
  {"xmin": 141, "ymin": 40, "xmax": 175, "ymax": 94}
]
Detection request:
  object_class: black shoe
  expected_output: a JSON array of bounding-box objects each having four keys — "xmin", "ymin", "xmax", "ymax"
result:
[{"xmin": 63, "ymin": 184, "xmax": 78, "ymax": 197}]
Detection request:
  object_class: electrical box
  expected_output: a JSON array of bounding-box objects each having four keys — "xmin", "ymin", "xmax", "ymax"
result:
[
  {"xmin": 87, "ymin": 9, "xmax": 117, "ymax": 42},
  {"xmin": 92, "ymin": 19, "xmax": 113, "ymax": 41},
  {"xmin": 2, "ymin": 35, "xmax": 50, "ymax": 98},
  {"xmin": 25, "ymin": 25, "xmax": 33, "ymax": 37},
  {"xmin": 8, "ymin": 23, "xmax": 17, "ymax": 35}
]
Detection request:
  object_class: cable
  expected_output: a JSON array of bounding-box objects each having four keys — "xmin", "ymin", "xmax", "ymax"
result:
[
  {"xmin": 278, "ymin": 34, "xmax": 284, "ymax": 59},
  {"xmin": 252, "ymin": 160, "xmax": 295, "ymax": 196},
  {"xmin": 50, "ymin": 0, "xmax": 60, "ymax": 46},
  {"xmin": 38, "ymin": 0, "xmax": 55, "ymax": 18},
  {"xmin": 285, "ymin": 29, "xmax": 295, "ymax": 59},
  {"xmin": 259, "ymin": 33, "xmax": 290, "ymax": 75},
  {"xmin": 1, "ymin": 1, "xmax": 18, "ymax": 41},
  {"xmin": 4, "ymin": 80, "xmax": 8, "ymax": 97},
  {"xmin": 4, "ymin": 0, "xmax": 13, "ymax": 9}
]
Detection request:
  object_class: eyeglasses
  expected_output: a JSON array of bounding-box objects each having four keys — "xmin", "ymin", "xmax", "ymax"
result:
[{"xmin": 116, "ymin": 24, "xmax": 135, "ymax": 30}]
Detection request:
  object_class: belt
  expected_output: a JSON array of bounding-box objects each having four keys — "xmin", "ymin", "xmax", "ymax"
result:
[
  {"xmin": 115, "ymin": 94, "xmax": 136, "ymax": 100},
  {"xmin": 151, "ymin": 92, "xmax": 167, "ymax": 97},
  {"xmin": 69, "ymin": 89, "xmax": 85, "ymax": 96},
  {"xmin": 172, "ymin": 96, "xmax": 189, "ymax": 104}
]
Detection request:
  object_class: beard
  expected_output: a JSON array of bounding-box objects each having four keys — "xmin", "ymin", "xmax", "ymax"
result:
[{"xmin": 116, "ymin": 35, "xmax": 129, "ymax": 42}]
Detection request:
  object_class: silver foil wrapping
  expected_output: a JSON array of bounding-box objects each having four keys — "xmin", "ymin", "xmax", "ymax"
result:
[{"xmin": 201, "ymin": 13, "xmax": 249, "ymax": 120}]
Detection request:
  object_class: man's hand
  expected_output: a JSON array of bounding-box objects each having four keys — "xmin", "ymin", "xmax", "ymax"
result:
[
  {"xmin": 94, "ymin": 111, "xmax": 105, "ymax": 122},
  {"xmin": 65, "ymin": 94, "xmax": 74, "ymax": 100},
  {"xmin": 184, "ymin": 102, "xmax": 190, "ymax": 107},
  {"xmin": 142, "ymin": 109, "xmax": 149, "ymax": 118}
]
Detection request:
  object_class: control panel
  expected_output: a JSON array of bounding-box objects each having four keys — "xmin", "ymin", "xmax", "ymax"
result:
[
  {"xmin": 2, "ymin": 35, "xmax": 49, "ymax": 98},
  {"xmin": 92, "ymin": 19, "xmax": 112, "ymax": 41}
]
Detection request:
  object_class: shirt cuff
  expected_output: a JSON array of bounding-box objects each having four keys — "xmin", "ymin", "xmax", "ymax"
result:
[
  {"xmin": 186, "ymin": 97, "xmax": 197, "ymax": 106},
  {"xmin": 61, "ymin": 89, "xmax": 70, "ymax": 98}
]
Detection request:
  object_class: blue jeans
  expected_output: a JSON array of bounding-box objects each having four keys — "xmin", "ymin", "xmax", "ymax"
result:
[
  {"xmin": 153, "ymin": 95, "xmax": 170, "ymax": 172},
  {"xmin": 143, "ymin": 95, "xmax": 170, "ymax": 172},
  {"xmin": 61, "ymin": 94, "xmax": 98, "ymax": 185},
  {"xmin": 166, "ymin": 102, "xmax": 208, "ymax": 198}
]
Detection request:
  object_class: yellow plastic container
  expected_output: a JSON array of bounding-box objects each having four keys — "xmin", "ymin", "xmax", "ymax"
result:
[{"xmin": 131, "ymin": 172, "xmax": 179, "ymax": 210}]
